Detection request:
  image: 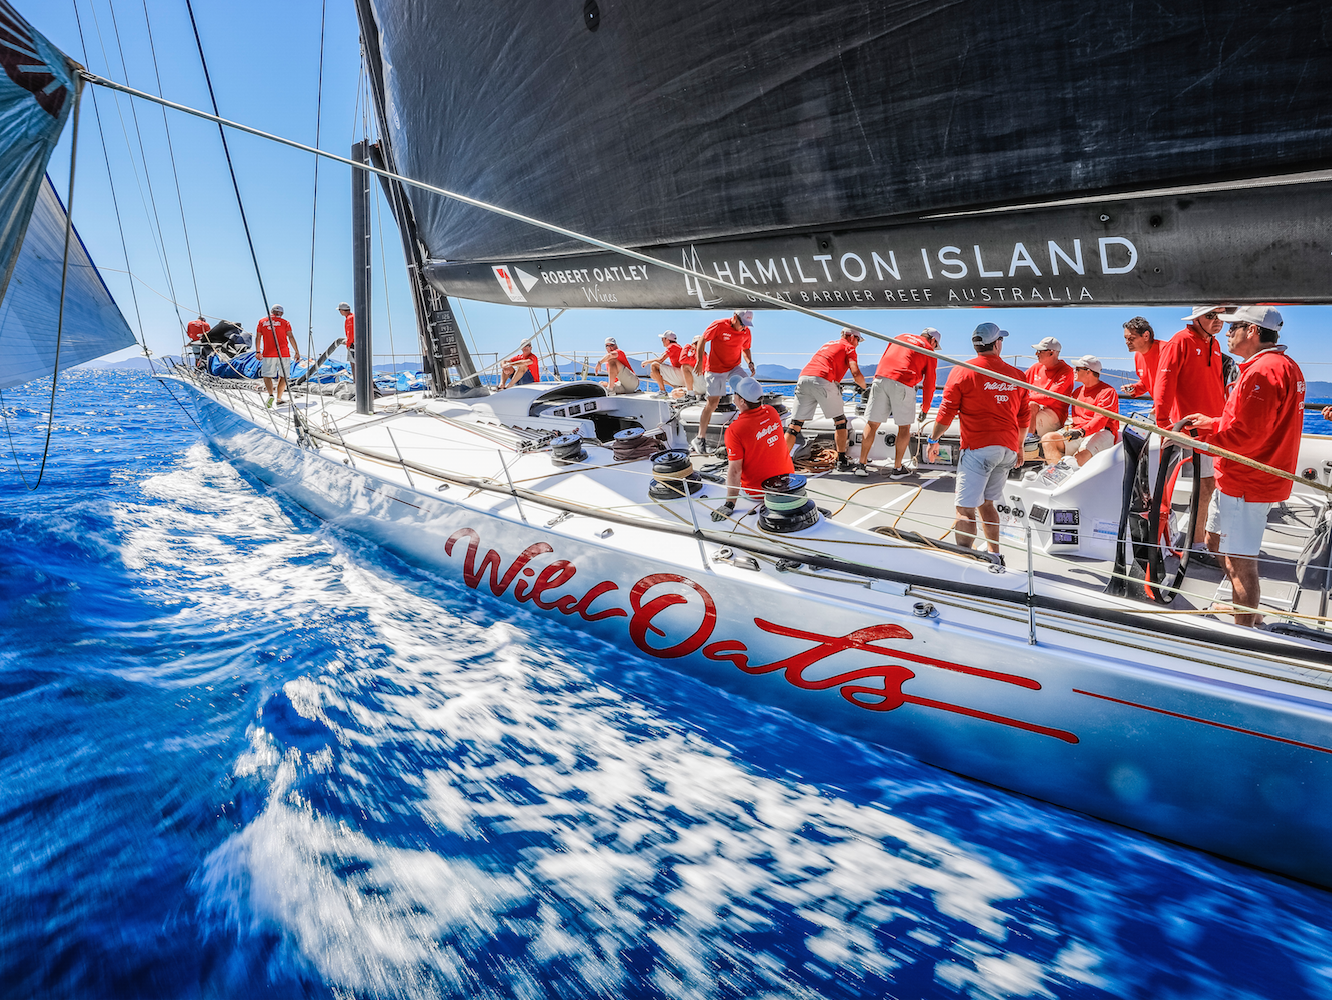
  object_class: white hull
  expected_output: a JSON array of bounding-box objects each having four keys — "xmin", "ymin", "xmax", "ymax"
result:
[{"xmin": 174, "ymin": 372, "xmax": 1332, "ymax": 887}]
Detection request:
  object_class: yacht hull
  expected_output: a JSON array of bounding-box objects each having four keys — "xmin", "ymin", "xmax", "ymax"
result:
[{"xmin": 183, "ymin": 379, "xmax": 1332, "ymax": 888}]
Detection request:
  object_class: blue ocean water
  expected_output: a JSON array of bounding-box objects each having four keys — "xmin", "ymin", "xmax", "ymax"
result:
[{"xmin": 3, "ymin": 369, "xmax": 1332, "ymax": 1000}]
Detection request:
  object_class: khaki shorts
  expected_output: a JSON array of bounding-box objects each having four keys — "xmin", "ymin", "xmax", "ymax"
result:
[
  {"xmin": 1073, "ymin": 428, "xmax": 1115, "ymax": 458},
  {"xmin": 705, "ymin": 365, "xmax": 748, "ymax": 398},
  {"xmin": 1205, "ymin": 489, "xmax": 1271, "ymax": 556},
  {"xmin": 609, "ymin": 368, "xmax": 641, "ymax": 393},
  {"xmin": 260, "ymin": 356, "xmax": 289, "ymax": 379},
  {"xmin": 657, "ymin": 364, "xmax": 685, "ymax": 387},
  {"xmin": 792, "ymin": 375, "xmax": 846, "ymax": 422},
  {"xmin": 866, "ymin": 376, "xmax": 914, "ymax": 426},
  {"xmin": 955, "ymin": 445, "xmax": 1017, "ymax": 509}
]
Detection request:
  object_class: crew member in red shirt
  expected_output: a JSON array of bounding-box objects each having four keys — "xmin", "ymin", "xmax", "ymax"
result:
[
  {"xmin": 926, "ymin": 323, "xmax": 1029, "ymax": 555},
  {"xmin": 338, "ymin": 301, "xmax": 355, "ymax": 379},
  {"xmin": 1121, "ymin": 316, "xmax": 1164, "ymax": 421},
  {"xmin": 647, "ymin": 330, "xmax": 689, "ymax": 398},
  {"xmin": 595, "ymin": 337, "xmax": 641, "ymax": 394},
  {"xmin": 501, "ymin": 340, "xmax": 540, "ymax": 387},
  {"xmin": 784, "ymin": 328, "xmax": 867, "ymax": 473},
  {"xmin": 256, "ymin": 304, "xmax": 301, "ymax": 407},
  {"xmin": 678, "ymin": 340, "xmax": 698, "ymax": 398},
  {"xmin": 1184, "ymin": 307, "xmax": 1304, "ymax": 626},
  {"xmin": 859, "ymin": 326, "xmax": 940, "ymax": 480},
  {"xmin": 1025, "ymin": 336, "xmax": 1075, "ymax": 439},
  {"xmin": 1156, "ymin": 304, "xmax": 1231, "ymax": 550},
  {"xmin": 692, "ymin": 310, "xmax": 755, "ymax": 454},
  {"xmin": 711, "ymin": 376, "xmax": 794, "ymax": 522},
  {"xmin": 1039, "ymin": 355, "xmax": 1120, "ymax": 467},
  {"xmin": 186, "ymin": 316, "xmax": 210, "ymax": 342}
]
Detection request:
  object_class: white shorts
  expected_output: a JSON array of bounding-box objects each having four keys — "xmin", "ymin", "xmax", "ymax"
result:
[
  {"xmin": 609, "ymin": 368, "xmax": 641, "ymax": 393},
  {"xmin": 955, "ymin": 445, "xmax": 1017, "ymax": 509},
  {"xmin": 657, "ymin": 364, "xmax": 685, "ymax": 387},
  {"xmin": 260, "ymin": 356, "xmax": 289, "ymax": 379},
  {"xmin": 866, "ymin": 376, "xmax": 915, "ymax": 426},
  {"xmin": 792, "ymin": 375, "xmax": 846, "ymax": 422},
  {"xmin": 705, "ymin": 365, "xmax": 748, "ymax": 398},
  {"xmin": 1205, "ymin": 489, "xmax": 1271, "ymax": 556},
  {"xmin": 1074, "ymin": 428, "xmax": 1115, "ymax": 458}
]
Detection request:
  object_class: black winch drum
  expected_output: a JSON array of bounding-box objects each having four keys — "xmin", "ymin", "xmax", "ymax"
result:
[
  {"xmin": 648, "ymin": 448, "xmax": 703, "ymax": 499},
  {"xmin": 550, "ymin": 432, "xmax": 588, "ymax": 466},
  {"xmin": 758, "ymin": 472, "xmax": 820, "ymax": 532}
]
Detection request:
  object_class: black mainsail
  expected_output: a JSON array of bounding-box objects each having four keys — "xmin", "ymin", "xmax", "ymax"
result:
[{"xmin": 361, "ymin": 1, "xmax": 1332, "ymax": 310}]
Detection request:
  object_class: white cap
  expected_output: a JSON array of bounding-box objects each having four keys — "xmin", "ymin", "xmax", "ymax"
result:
[
  {"xmin": 337, "ymin": 301, "xmax": 350, "ymax": 310},
  {"xmin": 519, "ymin": 339, "xmax": 533, "ymax": 349},
  {"xmin": 733, "ymin": 376, "xmax": 764, "ymax": 402},
  {"xmin": 1032, "ymin": 336, "xmax": 1061, "ymax": 353},
  {"xmin": 1183, "ymin": 305, "xmax": 1231, "ymax": 321},
  {"xmin": 1217, "ymin": 305, "xmax": 1283, "ymax": 332},
  {"xmin": 1072, "ymin": 355, "xmax": 1103, "ymax": 374},
  {"xmin": 972, "ymin": 322, "xmax": 1006, "ymax": 346},
  {"xmin": 661, "ymin": 330, "xmax": 677, "ymax": 342},
  {"xmin": 921, "ymin": 327, "xmax": 941, "ymax": 343},
  {"xmin": 737, "ymin": 310, "xmax": 754, "ymax": 327},
  {"xmin": 840, "ymin": 327, "xmax": 864, "ymax": 341},
  {"xmin": 604, "ymin": 337, "xmax": 617, "ymax": 347},
  {"xmin": 270, "ymin": 304, "xmax": 284, "ymax": 314}
]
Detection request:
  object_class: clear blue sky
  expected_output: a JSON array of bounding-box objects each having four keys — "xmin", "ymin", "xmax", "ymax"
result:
[{"xmin": 31, "ymin": 0, "xmax": 1332, "ymax": 384}]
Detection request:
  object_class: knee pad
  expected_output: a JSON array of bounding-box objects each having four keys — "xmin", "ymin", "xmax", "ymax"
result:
[
  {"xmin": 833, "ymin": 415, "xmax": 848, "ymax": 431},
  {"xmin": 787, "ymin": 420, "xmax": 805, "ymax": 434}
]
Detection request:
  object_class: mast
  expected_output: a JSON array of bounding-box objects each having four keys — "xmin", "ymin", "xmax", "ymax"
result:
[
  {"xmin": 351, "ymin": 0, "xmax": 479, "ymax": 392},
  {"xmin": 351, "ymin": 139, "xmax": 372, "ymax": 414}
]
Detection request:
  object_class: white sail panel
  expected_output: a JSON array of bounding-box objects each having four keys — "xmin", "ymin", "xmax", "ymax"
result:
[{"xmin": 0, "ymin": 176, "xmax": 136, "ymax": 389}]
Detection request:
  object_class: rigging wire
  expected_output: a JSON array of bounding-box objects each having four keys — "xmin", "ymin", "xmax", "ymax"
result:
[
  {"xmin": 305, "ymin": 0, "xmax": 328, "ymax": 363},
  {"xmin": 180, "ymin": 0, "xmax": 271, "ymax": 318},
  {"xmin": 138, "ymin": 0, "xmax": 202, "ymax": 317},
  {"xmin": 100, "ymin": 0, "xmax": 186, "ymax": 335}
]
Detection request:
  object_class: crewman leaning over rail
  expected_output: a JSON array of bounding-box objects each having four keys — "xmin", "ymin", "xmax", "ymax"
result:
[
  {"xmin": 784, "ymin": 328, "xmax": 867, "ymax": 475},
  {"xmin": 1183, "ymin": 306, "xmax": 1305, "ymax": 628},
  {"xmin": 1038, "ymin": 355, "xmax": 1120, "ymax": 467}
]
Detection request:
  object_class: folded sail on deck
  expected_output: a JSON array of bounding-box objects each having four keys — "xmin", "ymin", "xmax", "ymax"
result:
[
  {"xmin": 362, "ymin": 1, "xmax": 1332, "ymax": 309},
  {"xmin": 0, "ymin": 1, "xmax": 135, "ymax": 388}
]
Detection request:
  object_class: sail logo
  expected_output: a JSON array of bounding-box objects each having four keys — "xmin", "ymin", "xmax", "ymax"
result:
[
  {"xmin": 492, "ymin": 265, "xmax": 527, "ymax": 302},
  {"xmin": 0, "ymin": 4, "xmax": 69, "ymax": 118}
]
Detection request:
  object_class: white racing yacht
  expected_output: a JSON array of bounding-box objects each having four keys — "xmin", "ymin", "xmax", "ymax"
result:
[{"xmin": 7, "ymin": 0, "xmax": 1332, "ymax": 887}]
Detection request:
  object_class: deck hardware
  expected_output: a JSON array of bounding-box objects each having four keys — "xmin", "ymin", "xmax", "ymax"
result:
[
  {"xmin": 597, "ymin": 528, "xmax": 614, "ymax": 539},
  {"xmin": 775, "ymin": 558, "xmax": 802, "ymax": 572},
  {"xmin": 912, "ymin": 602, "xmax": 938, "ymax": 618},
  {"xmin": 713, "ymin": 547, "xmax": 759, "ymax": 571},
  {"xmin": 436, "ymin": 483, "xmax": 450, "ymax": 491},
  {"xmin": 547, "ymin": 511, "xmax": 572, "ymax": 527}
]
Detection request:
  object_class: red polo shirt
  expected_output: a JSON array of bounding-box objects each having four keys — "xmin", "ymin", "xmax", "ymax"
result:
[
  {"xmin": 873, "ymin": 333, "xmax": 938, "ymax": 405},
  {"xmin": 186, "ymin": 318, "xmax": 210, "ymax": 342},
  {"xmin": 1211, "ymin": 347, "xmax": 1306, "ymax": 503},
  {"xmin": 1070, "ymin": 381, "xmax": 1121, "ymax": 441},
  {"xmin": 344, "ymin": 313, "xmax": 355, "ymax": 349},
  {"xmin": 257, "ymin": 316, "xmax": 293, "ymax": 357},
  {"xmin": 702, "ymin": 318, "xmax": 750, "ymax": 372},
  {"xmin": 936, "ymin": 354, "xmax": 1030, "ymax": 452},
  {"xmin": 725, "ymin": 404, "xmax": 794, "ymax": 496},
  {"xmin": 507, "ymin": 351, "xmax": 539, "ymax": 381},
  {"xmin": 1025, "ymin": 359, "xmax": 1075, "ymax": 424},
  {"xmin": 800, "ymin": 339, "xmax": 858, "ymax": 382}
]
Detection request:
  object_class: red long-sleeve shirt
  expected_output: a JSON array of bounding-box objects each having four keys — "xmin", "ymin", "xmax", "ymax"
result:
[
  {"xmin": 344, "ymin": 313, "xmax": 355, "ymax": 349},
  {"xmin": 186, "ymin": 318, "xmax": 210, "ymax": 342},
  {"xmin": 1070, "ymin": 381, "xmax": 1121, "ymax": 441},
  {"xmin": 1210, "ymin": 347, "xmax": 1305, "ymax": 503},
  {"xmin": 935, "ymin": 354, "xmax": 1030, "ymax": 452},
  {"xmin": 1156, "ymin": 324, "xmax": 1226, "ymax": 439},
  {"xmin": 1025, "ymin": 359, "xmax": 1075, "ymax": 424},
  {"xmin": 873, "ymin": 333, "xmax": 938, "ymax": 406}
]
